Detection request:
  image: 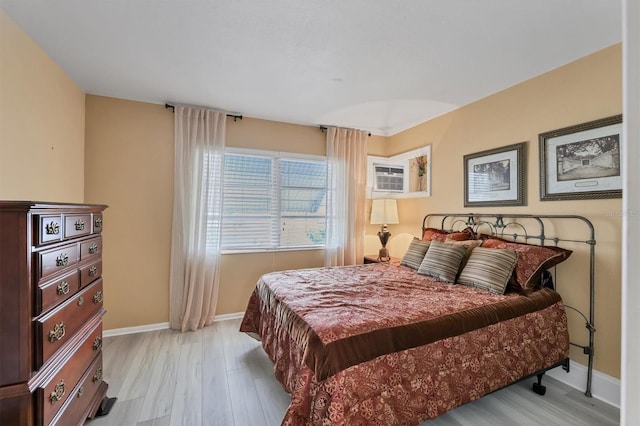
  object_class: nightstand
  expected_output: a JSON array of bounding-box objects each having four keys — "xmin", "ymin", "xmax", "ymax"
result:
[{"xmin": 364, "ymin": 255, "xmax": 401, "ymax": 264}]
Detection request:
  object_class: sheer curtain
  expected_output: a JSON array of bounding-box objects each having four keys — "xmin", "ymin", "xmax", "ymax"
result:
[
  {"xmin": 325, "ymin": 127, "xmax": 368, "ymax": 266},
  {"xmin": 169, "ymin": 106, "xmax": 226, "ymax": 332}
]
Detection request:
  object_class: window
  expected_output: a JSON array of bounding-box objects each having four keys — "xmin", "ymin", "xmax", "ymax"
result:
[{"xmin": 221, "ymin": 149, "xmax": 327, "ymax": 251}]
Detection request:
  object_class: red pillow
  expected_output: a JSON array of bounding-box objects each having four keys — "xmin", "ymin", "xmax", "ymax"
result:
[
  {"xmin": 422, "ymin": 226, "xmax": 475, "ymax": 242},
  {"xmin": 481, "ymin": 236, "xmax": 572, "ymax": 290}
]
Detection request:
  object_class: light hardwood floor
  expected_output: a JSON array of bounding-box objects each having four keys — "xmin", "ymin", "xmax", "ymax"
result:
[{"xmin": 88, "ymin": 318, "xmax": 619, "ymax": 426}]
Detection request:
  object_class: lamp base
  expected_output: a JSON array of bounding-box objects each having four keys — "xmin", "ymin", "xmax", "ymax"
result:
[{"xmin": 378, "ymin": 247, "xmax": 390, "ymax": 262}]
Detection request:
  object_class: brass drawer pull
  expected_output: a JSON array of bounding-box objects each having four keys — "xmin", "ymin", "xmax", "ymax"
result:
[
  {"xmin": 77, "ymin": 296, "xmax": 84, "ymax": 306},
  {"xmin": 46, "ymin": 221, "xmax": 60, "ymax": 235},
  {"xmin": 77, "ymin": 386, "xmax": 84, "ymax": 398},
  {"xmin": 89, "ymin": 265, "xmax": 98, "ymax": 277},
  {"xmin": 92, "ymin": 367, "xmax": 103, "ymax": 383},
  {"xmin": 48, "ymin": 322, "xmax": 66, "ymax": 342},
  {"xmin": 95, "ymin": 217, "xmax": 103, "ymax": 229},
  {"xmin": 89, "ymin": 243, "xmax": 99, "ymax": 254},
  {"xmin": 49, "ymin": 380, "xmax": 65, "ymax": 404},
  {"xmin": 75, "ymin": 219, "xmax": 85, "ymax": 231},
  {"xmin": 56, "ymin": 281, "xmax": 70, "ymax": 295},
  {"xmin": 93, "ymin": 336, "xmax": 102, "ymax": 351},
  {"xmin": 56, "ymin": 253, "xmax": 69, "ymax": 267},
  {"xmin": 93, "ymin": 290, "xmax": 103, "ymax": 304}
]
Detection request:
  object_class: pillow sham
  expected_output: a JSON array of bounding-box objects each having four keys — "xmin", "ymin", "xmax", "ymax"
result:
[
  {"xmin": 457, "ymin": 247, "xmax": 518, "ymax": 295},
  {"xmin": 481, "ymin": 236, "xmax": 572, "ymax": 290},
  {"xmin": 422, "ymin": 226, "xmax": 475, "ymax": 242},
  {"xmin": 400, "ymin": 238, "xmax": 431, "ymax": 270},
  {"xmin": 444, "ymin": 239, "xmax": 482, "ymax": 271},
  {"xmin": 417, "ymin": 240, "xmax": 467, "ymax": 283}
]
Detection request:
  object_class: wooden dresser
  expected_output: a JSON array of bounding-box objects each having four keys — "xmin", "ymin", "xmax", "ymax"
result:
[{"xmin": 0, "ymin": 202, "xmax": 113, "ymax": 425}]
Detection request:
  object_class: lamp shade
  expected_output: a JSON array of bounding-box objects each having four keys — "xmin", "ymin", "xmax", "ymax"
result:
[{"xmin": 370, "ymin": 199, "xmax": 399, "ymax": 225}]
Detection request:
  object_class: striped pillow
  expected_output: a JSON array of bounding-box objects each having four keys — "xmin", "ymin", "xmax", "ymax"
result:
[
  {"xmin": 444, "ymin": 239, "xmax": 482, "ymax": 272},
  {"xmin": 417, "ymin": 240, "xmax": 467, "ymax": 283},
  {"xmin": 400, "ymin": 238, "xmax": 431, "ymax": 270},
  {"xmin": 458, "ymin": 247, "xmax": 518, "ymax": 294}
]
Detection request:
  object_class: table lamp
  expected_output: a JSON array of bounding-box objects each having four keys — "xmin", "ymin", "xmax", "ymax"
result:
[{"xmin": 370, "ymin": 199, "xmax": 399, "ymax": 261}]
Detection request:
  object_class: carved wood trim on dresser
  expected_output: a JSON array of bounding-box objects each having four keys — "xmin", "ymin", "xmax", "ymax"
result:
[{"xmin": 0, "ymin": 201, "xmax": 113, "ymax": 425}]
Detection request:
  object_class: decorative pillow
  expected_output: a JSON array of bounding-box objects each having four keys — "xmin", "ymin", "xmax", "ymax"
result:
[
  {"xmin": 422, "ymin": 226, "xmax": 475, "ymax": 242},
  {"xmin": 417, "ymin": 240, "xmax": 467, "ymax": 283},
  {"xmin": 400, "ymin": 238, "xmax": 431, "ymax": 270},
  {"xmin": 444, "ymin": 239, "xmax": 482, "ymax": 271},
  {"xmin": 481, "ymin": 236, "xmax": 572, "ymax": 290},
  {"xmin": 458, "ymin": 247, "xmax": 518, "ymax": 295}
]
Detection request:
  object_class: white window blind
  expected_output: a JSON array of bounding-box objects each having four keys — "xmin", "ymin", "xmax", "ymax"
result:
[
  {"xmin": 203, "ymin": 148, "xmax": 224, "ymax": 250},
  {"xmin": 221, "ymin": 150, "xmax": 327, "ymax": 251}
]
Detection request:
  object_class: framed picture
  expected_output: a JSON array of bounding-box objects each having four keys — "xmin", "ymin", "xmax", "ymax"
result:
[
  {"xmin": 539, "ymin": 115, "xmax": 622, "ymax": 201},
  {"xmin": 464, "ymin": 142, "xmax": 526, "ymax": 207}
]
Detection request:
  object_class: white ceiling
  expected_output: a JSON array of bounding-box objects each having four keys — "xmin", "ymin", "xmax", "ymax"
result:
[{"xmin": 1, "ymin": 1, "xmax": 621, "ymax": 136}]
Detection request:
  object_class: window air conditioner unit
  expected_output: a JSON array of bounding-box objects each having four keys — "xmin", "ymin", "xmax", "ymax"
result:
[{"xmin": 373, "ymin": 165, "xmax": 405, "ymax": 192}]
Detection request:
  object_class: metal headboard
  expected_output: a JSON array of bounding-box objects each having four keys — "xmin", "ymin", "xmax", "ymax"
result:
[{"xmin": 422, "ymin": 212, "xmax": 596, "ymax": 397}]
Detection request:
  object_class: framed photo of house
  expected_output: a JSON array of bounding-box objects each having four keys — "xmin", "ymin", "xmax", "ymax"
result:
[
  {"xmin": 464, "ymin": 142, "xmax": 526, "ymax": 207},
  {"xmin": 539, "ymin": 115, "xmax": 622, "ymax": 201}
]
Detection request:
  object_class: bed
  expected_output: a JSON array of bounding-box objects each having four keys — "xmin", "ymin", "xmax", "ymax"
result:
[{"xmin": 240, "ymin": 213, "xmax": 596, "ymax": 425}]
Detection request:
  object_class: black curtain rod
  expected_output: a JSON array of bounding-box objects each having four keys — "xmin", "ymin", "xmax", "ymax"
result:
[
  {"xmin": 165, "ymin": 103, "xmax": 243, "ymax": 122},
  {"xmin": 319, "ymin": 125, "xmax": 371, "ymax": 137}
]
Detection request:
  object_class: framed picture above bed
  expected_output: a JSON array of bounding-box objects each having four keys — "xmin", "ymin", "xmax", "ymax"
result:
[
  {"xmin": 539, "ymin": 114, "xmax": 622, "ymax": 201},
  {"xmin": 463, "ymin": 142, "xmax": 527, "ymax": 207}
]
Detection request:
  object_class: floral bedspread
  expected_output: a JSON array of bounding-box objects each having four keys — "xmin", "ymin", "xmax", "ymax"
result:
[{"xmin": 240, "ymin": 263, "xmax": 569, "ymax": 425}]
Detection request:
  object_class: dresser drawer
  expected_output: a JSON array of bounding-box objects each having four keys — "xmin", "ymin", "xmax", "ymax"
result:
[
  {"xmin": 35, "ymin": 280, "xmax": 104, "ymax": 366},
  {"xmin": 37, "ymin": 321, "xmax": 102, "ymax": 426},
  {"xmin": 80, "ymin": 259, "xmax": 102, "ymax": 288},
  {"xmin": 38, "ymin": 244, "xmax": 79, "ymax": 282},
  {"xmin": 80, "ymin": 237, "xmax": 102, "ymax": 261},
  {"xmin": 64, "ymin": 214, "xmax": 92, "ymax": 239},
  {"xmin": 38, "ymin": 270, "xmax": 80, "ymax": 315},
  {"xmin": 37, "ymin": 215, "xmax": 63, "ymax": 245},
  {"xmin": 92, "ymin": 213, "xmax": 103, "ymax": 234},
  {"xmin": 50, "ymin": 354, "xmax": 104, "ymax": 426}
]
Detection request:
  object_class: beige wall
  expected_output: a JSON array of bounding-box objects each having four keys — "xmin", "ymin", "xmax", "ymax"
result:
[
  {"xmin": 84, "ymin": 96, "xmax": 334, "ymax": 327},
  {"xmin": 365, "ymin": 134, "xmax": 389, "ymax": 157},
  {"xmin": 0, "ymin": 10, "xmax": 85, "ymax": 202},
  {"xmin": 365, "ymin": 44, "xmax": 622, "ymax": 378},
  {"xmin": 84, "ymin": 96, "xmax": 174, "ymax": 330}
]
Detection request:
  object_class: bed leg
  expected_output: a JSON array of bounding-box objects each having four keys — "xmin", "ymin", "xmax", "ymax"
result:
[{"xmin": 532, "ymin": 373, "xmax": 547, "ymax": 395}]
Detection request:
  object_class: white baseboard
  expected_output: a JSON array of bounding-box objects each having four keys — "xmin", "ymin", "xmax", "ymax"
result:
[
  {"xmin": 213, "ymin": 311, "xmax": 245, "ymax": 322},
  {"xmin": 102, "ymin": 312, "xmax": 245, "ymax": 337},
  {"xmin": 103, "ymin": 322, "xmax": 170, "ymax": 337},
  {"xmin": 547, "ymin": 361, "xmax": 620, "ymax": 408}
]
